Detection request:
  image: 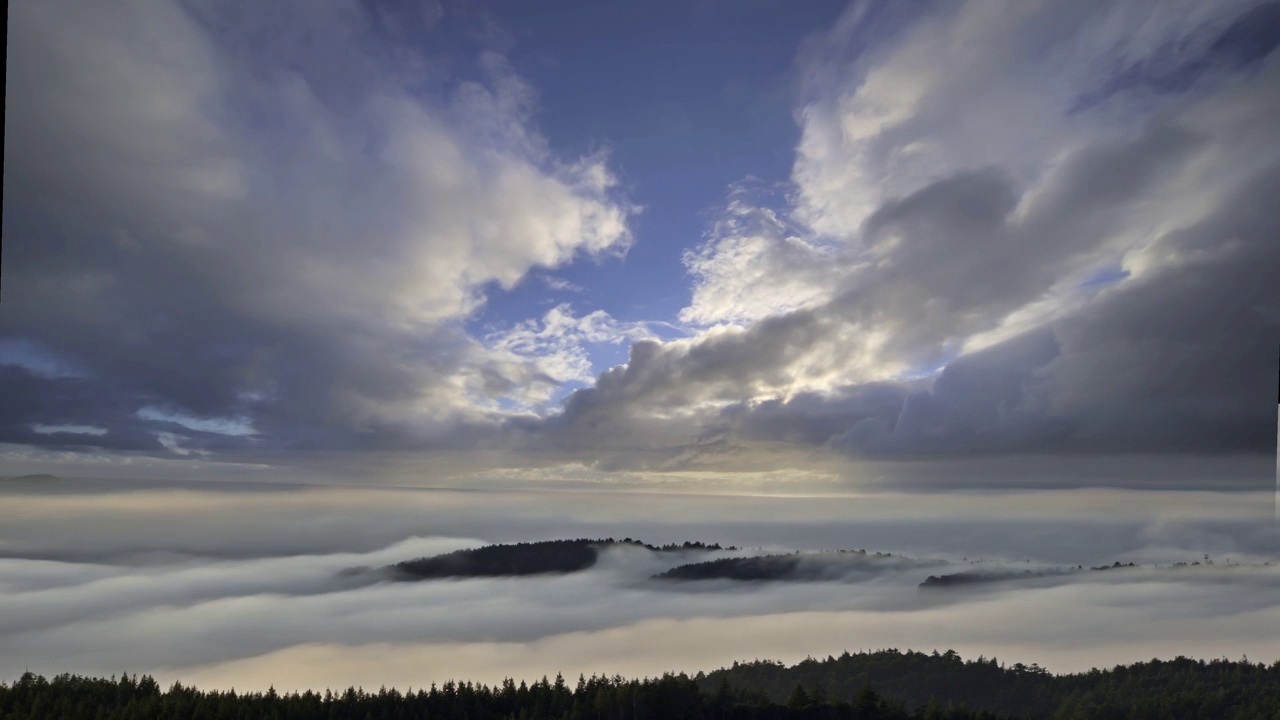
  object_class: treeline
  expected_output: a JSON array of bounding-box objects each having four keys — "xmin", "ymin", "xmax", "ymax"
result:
[
  {"xmin": 389, "ymin": 540, "xmax": 1265, "ymax": 584},
  {"xmin": 918, "ymin": 564, "xmax": 1137, "ymax": 589},
  {"xmin": 655, "ymin": 554, "xmax": 806, "ymax": 581},
  {"xmin": 4, "ymin": 651, "xmax": 1280, "ymax": 719},
  {"xmin": 699, "ymin": 650, "xmax": 1280, "ymax": 720},
  {"xmin": 0, "ymin": 668, "xmax": 1008, "ymax": 720},
  {"xmin": 654, "ymin": 550, "xmax": 928, "ymax": 583},
  {"xmin": 391, "ymin": 539, "xmax": 735, "ymax": 580}
]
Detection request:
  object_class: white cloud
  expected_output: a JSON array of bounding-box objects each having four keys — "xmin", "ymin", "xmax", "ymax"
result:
[
  {"xmin": 31, "ymin": 425, "xmax": 108, "ymax": 436},
  {"xmin": 541, "ymin": 276, "xmax": 585, "ymax": 293},
  {"xmin": 548, "ymin": 0, "xmax": 1280, "ymax": 463},
  {"xmin": 136, "ymin": 407, "xmax": 255, "ymax": 436},
  {"xmin": 680, "ymin": 192, "xmax": 843, "ymax": 327},
  {"xmin": 482, "ymin": 305, "xmax": 658, "ymax": 410}
]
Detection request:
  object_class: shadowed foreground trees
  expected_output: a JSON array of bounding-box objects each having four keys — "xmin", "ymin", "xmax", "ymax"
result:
[
  {"xmin": 0, "ymin": 668, "xmax": 1001, "ymax": 720},
  {"xmin": 3, "ymin": 651, "xmax": 1279, "ymax": 720},
  {"xmin": 700, "ymin": 650, "xmax": 1280, "ymax": 720}
]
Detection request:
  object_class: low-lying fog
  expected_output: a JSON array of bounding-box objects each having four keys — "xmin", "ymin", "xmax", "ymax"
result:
[{"xmin": 1, "ymin": 477, "xmax": 1277, "ymax": 692}]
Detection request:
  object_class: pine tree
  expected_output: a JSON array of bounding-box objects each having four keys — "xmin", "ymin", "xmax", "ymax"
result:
[{"xmin": 787, "ymin": 683, "xmax": 812, "ymax": 709}]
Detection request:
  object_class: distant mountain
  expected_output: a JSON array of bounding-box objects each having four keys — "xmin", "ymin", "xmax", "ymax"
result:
[
  {"xmin": 1, "ymin": 473, "xmax": 59, "ymax": 483},
  {"xmin": 388, "ymin": 538, "xmax": 733, "ymax": 580},
  {"xmin": 918, "ymin": 570, "xmax": 1050, "ymax": 588}
]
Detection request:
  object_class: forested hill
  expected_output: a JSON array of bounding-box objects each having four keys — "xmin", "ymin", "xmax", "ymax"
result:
[
  {"xmin": 390, "ymin": 538, "xmax": 733, "ymax": 580},
  {"xmin": 385, "ymin": 539, "xmax": 1260, "ymax": 584},
  {"xmin": 698, "ymin": 650, "xmax": 1280, "ymax": 720},
  {"xmin": 4, "ymin": 653, "xmax": 1280, "ymax": 720},
  {"xmin": 0, "ymin": 669, "xmax": 1014, "ymax": 720},
  {"xmin": 653, "ymin": 550, "xmax": 941, "ymax": 582}
]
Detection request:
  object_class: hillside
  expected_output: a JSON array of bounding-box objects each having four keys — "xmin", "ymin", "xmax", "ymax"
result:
[
  {"xmin": 654, "ymin": 550, "xmax": 942, "ymax": 582},
  {"xmin": 0, "ymin": 473, "xmax": 59, "ymax": 483},
  {"xmin": 389, "ymin": 538, "xmax": 733, "ymax": 580},
  {"xmin": 699, "ymin": 650, "xmax": 1280, "ymax": 719},
  {"xmin": 4, "ymin": 652, "xmax": 1279, "ymax": 720}
]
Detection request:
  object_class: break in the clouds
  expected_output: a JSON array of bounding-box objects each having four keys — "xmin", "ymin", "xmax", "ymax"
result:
[{"xmin": 3, "ymin": 0, "xmax": 1280, "ymax": 487}]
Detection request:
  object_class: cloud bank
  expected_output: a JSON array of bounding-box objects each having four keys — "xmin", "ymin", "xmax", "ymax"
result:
[{"xmin": 1, "ymin": 480, "xmax": 1276, "ymax": 691}]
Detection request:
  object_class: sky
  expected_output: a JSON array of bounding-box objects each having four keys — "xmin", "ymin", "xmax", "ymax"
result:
[
  {"xmin": 3, "ymin": 0, "xmax": 1280, "ymax": 690},
  {"xmin": 3, "ymin": 0, "xmax": 1280, "ymax": 486}
]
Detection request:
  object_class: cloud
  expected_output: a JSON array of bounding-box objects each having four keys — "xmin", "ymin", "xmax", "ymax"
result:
[
  {"xmin": 537, "ymin": 0, "xmax": 1280, "ymax": 470},
  {"xmin": 680, "ymin": 186, "xmax": 844, "ymax": 327},
  {"xmin": 482, "ymin": 305, "xmax": 659, "ymax": 410},
  {"xmin": 1, "ymin": 0, "xmax": 633, "ymax": 455},
  {"xmin": 167, "ymin": 591, "xmax": 1280, "ymax": 693},
  {"xmin": 3, "ymin": 0, "xmax": 1277, "ymax": 480},
  {"xmin": 0, "ymin": 481, "xmax": 1276, "ymax": 691}
]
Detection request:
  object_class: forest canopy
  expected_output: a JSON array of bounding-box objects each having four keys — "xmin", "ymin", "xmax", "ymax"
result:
[
  {"xmin": 388, "ymin": 538, "xmax": 733, "ymax": 580},
  {"xmin": 4, "ymin": 650, "xmax": 1279, "ymax": 720}
]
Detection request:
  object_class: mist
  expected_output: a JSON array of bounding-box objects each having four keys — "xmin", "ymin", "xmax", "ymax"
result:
[{"xmin": 2, "ymin": 477, "xmax": 1277, "ymax": 692}]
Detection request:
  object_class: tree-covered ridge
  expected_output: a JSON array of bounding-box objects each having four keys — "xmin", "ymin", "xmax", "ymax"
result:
[
  {"xmin": 918, "ymin": 571, "xmax": 1051, "ymax": 588},
  {"xmin": 0, "ymin": 668, "xmax": 1011, "ymax": 720},
  {"xmin": 5, "ymin": 652, "xmax": 1280, "ymax": 720},
  {"xmin": 386, "ymin": 539, "xmax": 1269, "ymax": 585},
  {"xmin": 0, "ymin": 474, "xmax": 58, "ymax": 483},
  {"xmin": 919, "ymin": 558, "xmax": 1271, "ymax": 590},
  {"xmin": 918, "ymin": 563, "xmax": 1137, "ymax": 589},
  {"xmin": 654, "ymin": 550, "xmax": 942, "ymax": 582},
  {"xmin": 699, "ymin": 650, "xmax": 1280, "ymax": 720},
  {"xmin": 655, "ymin": 553, "xmax": 803, "ymax": 581},
  {"xmin": 390, "ymin": 538, "xmax": 735, "ymax": 580}
]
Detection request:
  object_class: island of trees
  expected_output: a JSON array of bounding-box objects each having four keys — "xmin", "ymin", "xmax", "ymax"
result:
[
  {"xmin": 384, "ymin": 539, "xmax": 1267, "ymax": 588},
  {"xmin": 0, "ymin": 474, "xmax": 58, "ymax": 483},
  {"xmin": 652, "ymin": 550, "xmax": 940, "ymax": 583},
  {"xmin": 389, "ymin": 538, "xmax": 734, "ymax": 580}
]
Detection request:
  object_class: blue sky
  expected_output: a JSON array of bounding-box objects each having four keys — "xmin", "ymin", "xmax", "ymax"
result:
[
  {"xmin": 2, "ymin": 0, "xmax": 1279, "ymax": 488},
  {"xmin": 469, "ymin": 0, "xmax": 850, "ymax": 344}
]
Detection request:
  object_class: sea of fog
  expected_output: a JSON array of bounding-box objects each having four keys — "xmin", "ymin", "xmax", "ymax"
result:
[{"xmin": 1, "ymin": 476, "xmax": 1278, "ymax": 692}]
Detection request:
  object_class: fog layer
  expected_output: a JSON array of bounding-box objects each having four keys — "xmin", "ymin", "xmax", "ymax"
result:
[{"xmin": 1, "ymin": 479, "xmax": 1276, "ymax": 691}]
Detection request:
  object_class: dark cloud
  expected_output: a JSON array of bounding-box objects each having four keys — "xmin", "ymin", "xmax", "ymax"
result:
[
  {"xmin": 1, "ymin": 0, "xmax": 631, "ymax": 460},
  {"xmin": 1071, "ymin": 2, "xmax": 1280, "ymax": 113},
  {"xmin": 832, "ymin": 156, "xmax": 1280, "ymax": 459},
  {"xmin": 722, "ymin": 384, "xmax": 910, "ymax": 446},
  {"xmin": 537, "ymin": 72, "xmax": 1279, "ymax": 470}
]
